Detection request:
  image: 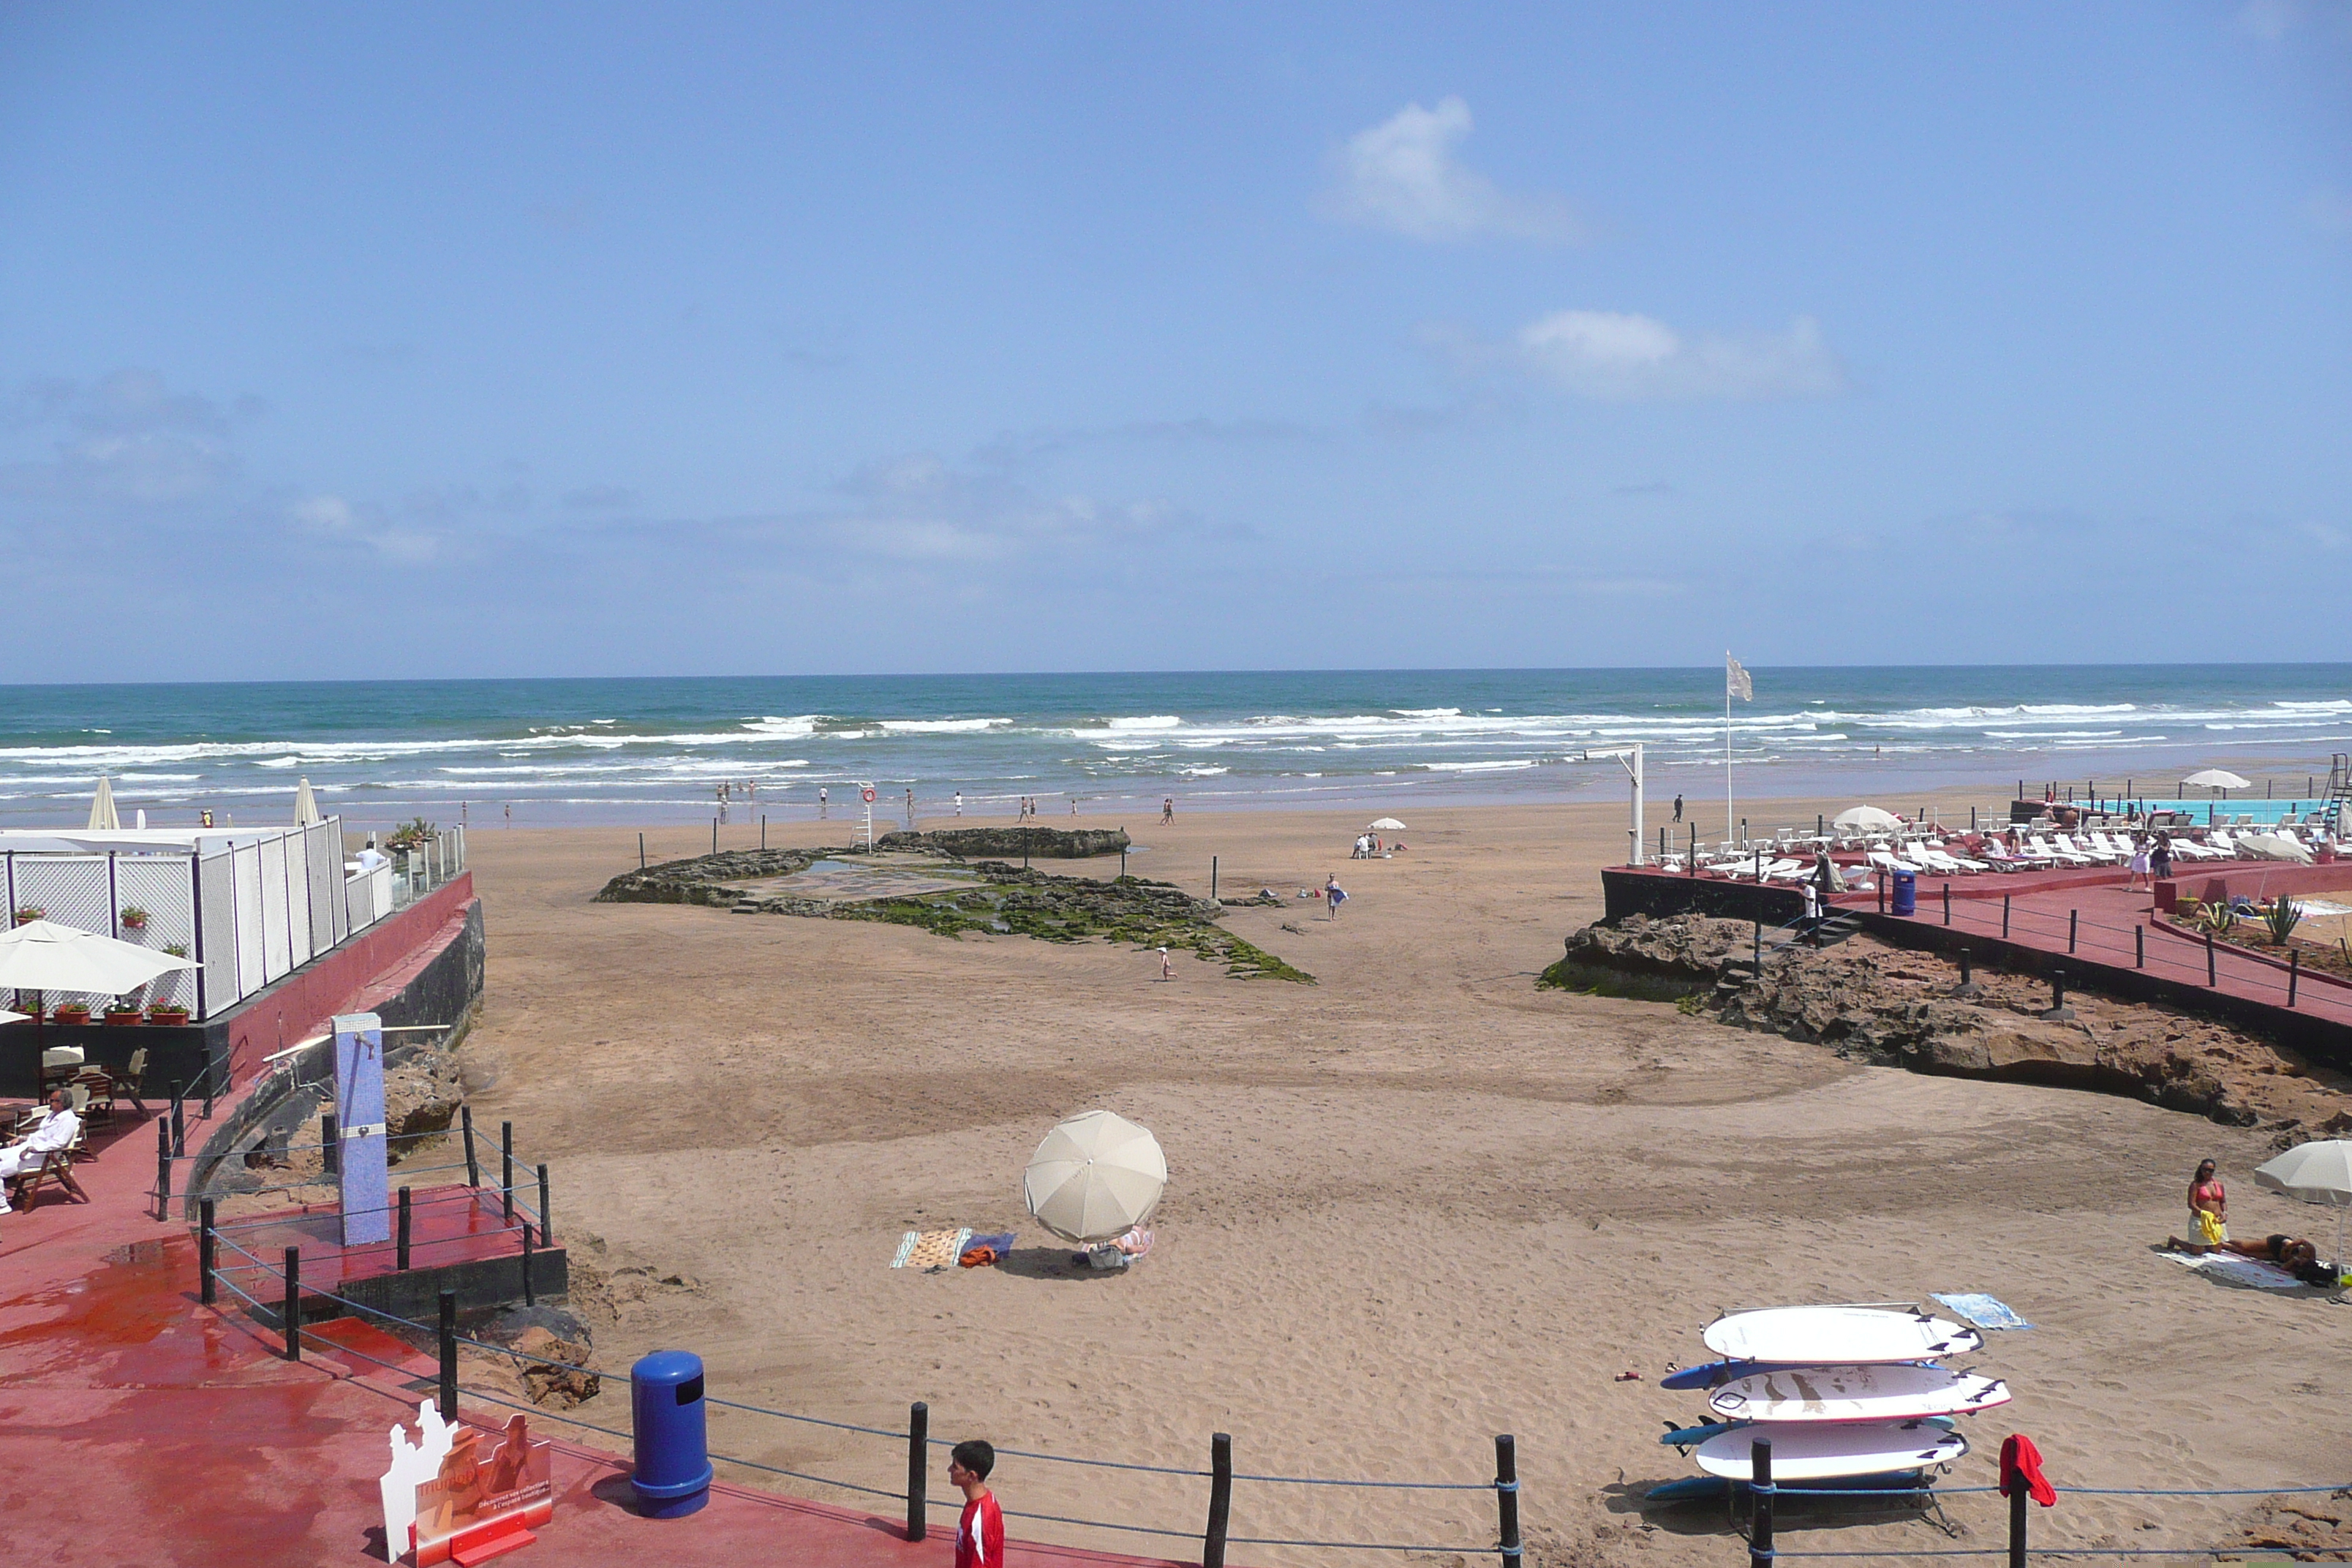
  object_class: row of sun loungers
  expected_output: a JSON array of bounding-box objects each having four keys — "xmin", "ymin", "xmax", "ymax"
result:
[{"xmin": 1665, "ymin": 823, "xmax": 2336, "ymax": 881}]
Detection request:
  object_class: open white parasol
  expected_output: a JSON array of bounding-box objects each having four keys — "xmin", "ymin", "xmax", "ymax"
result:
[
  {"xmin": 2254, "ymin": 1140, "xmax": 2352, "ymax": 1281},
  {"xmin": 1833, "ymin": 805, "xmax": 1902, "ymax": 832},
  {"xmin": 2183, "ymin": 769, "xmax": 2251, "ymax": 795},
  {"xmin": 0, "ymin": 919, "xmax": 202, "ymax": 996},
  {"xmin": 1367, "ymin": 818, "xmax": 1406, "ymax": 832},
  {"xmin": 1022, "ymin": 1109, "xmax": 1166, "ymax": 1244}
]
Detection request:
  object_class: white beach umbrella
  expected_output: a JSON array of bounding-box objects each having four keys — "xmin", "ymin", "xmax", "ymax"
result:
[
  {"xmin": 1367, "ymin": 818, "xmax": 1407, "ymax": 832},
  {"xmin": 2239, "ymin": 832, "xmax": 2313, "ymax": 865},
  {"xmin": 0, "ymin": 1007, "xmax": 26, "ymax": 1026},
  {"xmin": 86, "ymin": 777, "xmax": 120, "ymax": 832},
  {"xmin": 2255, "ymin": 1140, "xmax": 2352, "ymax": 1278},
  {"xmin": 1833, "ymin": 805, "xmax": 1903, "ymax": 832},
  {"xmin": 294, "ymin": 776, "xmax": 324, "ymax": 826},
  {"xmin": 1022, "ymin": 1109, "xmax": 1166, "ymax": 1244},
  {"xmin": 2183, "ymin": 769, "xmax": 2251, "ymax": 795},
  {"xmin": 0, "ymin": 919, "xmax": 201, "ymax": 997}
]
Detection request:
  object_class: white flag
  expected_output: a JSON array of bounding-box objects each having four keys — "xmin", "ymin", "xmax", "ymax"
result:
[{"xmin": 1727, "ymin": 654, "xmax": 1753, "ymax": 702}]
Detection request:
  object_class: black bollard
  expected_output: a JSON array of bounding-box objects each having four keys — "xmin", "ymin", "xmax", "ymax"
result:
[
  {"xmin": 538, "ymin": 1164, "xmax": 552, "ymax": 1243},
  {"xmin": 438, "ymin": 1289, "xmax": 458, "ymax": 1422},
  {"xmin": 638, "ymin": 832, "xmax": 646, "ymax": 870},
  {"xmin": 521, "ymin": 1221, "xmax": 535, "ymax": 1307},
  {"xmin": 1749, "ymin": 1437, "xmax": 1775, "ymax": 1568},
  {"xmin": 199, "ymin": 1199, "xmax": 217, "ymax": 1306},
  {"xmin": 906, "ymin": 1401, "xmax": 929, "ymax": 1542},
  {"xmin": 2290, "ymin": 949, "xmax": 2300, "ymax": 1008},
  {"xmin": 321, "ymin": 1112, "xmax": 338, "ymax": 1177},
  {"xmin": 2041, "ymin": 968, "xmax": 2074, "ymax": 1022},
  {"xmin": 2002, "ymin": 894, "xmax": 2011, "ymax": 938},
  {"xmin": 1494, "ymin": 1434, "xmax": 1522, "ymax": 1568},
  {"xmin": 1211, "ymin": 855, "xmax": 1218, "ymax": 901},
  {"xmin": 2068, "ymin": 909, "xmax": 2078, "ymax": 954},
  {"xmin": 2207, "ymin": 930, "xmax": 2217, "ymax": 987},
  {"xmin": 396, "ymin": 1186, "xmax": 412, "ymax": 1270},
  {"xmin": 1204, "ymin": 1432, "xmax": 1233, "ymax": 1568},
  {"xmin": 282, "ymin": 1247, "xmax": 302, "ymax": 1361},
  {"xmin": 1943, "ymin": 883, "xmax": 1952, "ymax": 926},
  {"xmin": 712, "ymin": 818, "xmax": 718, "ymax": 854},
  {"xmin": 170, "ymin": 1085, "xmax": 185, "ymax": 1159},
  {"xmin": 761, "ymin": 815, "xmax": 766, "ymax": 849},
  {"xmin": 461, "ymin": 1104, "xmax": 479, "ymax": 1188},
  {"xmin": 156, "ymin": 1118, "xmax": 172, "ymax": 1219},
  {"xmin": 1954, "ymin": 946, "xmax": 1980, "ymax": 999},
  {"xmin": 1752, "ymin": 920, "xmax": 1762, "ymax": 972},
  {"xmin": 203, "ymin": 1066, "xmax": 215, "ymax": 1122},
  {"xmin": 2136, "ymin": 924, "xmax": 2145, "ymax": 969},
  {"xmin": 501, "ymin": 1121, "xmax": 514, "ymax": 1221}
]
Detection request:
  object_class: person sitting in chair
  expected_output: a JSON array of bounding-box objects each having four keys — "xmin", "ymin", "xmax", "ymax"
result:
[{"xmin": 0, "ymin": 1088, "xmax": 89, "ymax": 1211}]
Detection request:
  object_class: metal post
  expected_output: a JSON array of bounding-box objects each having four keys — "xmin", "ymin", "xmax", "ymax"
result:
[
  {"xmin": 1943, "ymin": 883, "xmax": 1952, "ymax": 926},
  {"xmin": 282, "ymin": 1247, "xmax": 301, "ymax": 1361},
  {"xmin": 199, "ymin": 1199, "xmax": 217, "ymax": 1305},
  {"xmin": 156, "ymin": 1118, "xmax": 171, "ymax": 1218},
  {"xmin": 1211, "ymin": 856, "xmax": 1218, "ymax": 902},
  {"xmin": 438, "ymin": 1289, "xmax": 458, "ymax": 1422},
  {"xmin": 2136, "ymin": 924, "xmax": 2145, "ymax": 969},
  {"xmin": 2002, "ymin": 895, "xmax": 2011, "ymax": 938},
  {"xmin": 2068, "ymin": 909, "xmax": 2078, "ymax": 954},
  {"xmin": 2051, "ymin": 970, "xmax": 2067, "ymax": 1011},
  {"xmin": 906, "ymin": 1401, "xmax": 929, "ymax": 1542},
  {"xmin": 461, "ymin": 1104, "xmax": 479, "ymax": 1187},
  {"xmin": 396, "ymin": 1186, "xmax": 412, "ymax": 1270},
  {"xmin": 2008, "ymin": 1466, "xmax": 2029, "ymax": 1568},
  {"xmin": 1749, "ymin": 1437, "xmax": 1775, "ymax": 1568},
  {"xmin": 638, "ymin": 832, "xmax": 646, "ymax": 870},
  {"xmin": 2289, "ymin": 949, "xmax": 2299, "ymax": 1008},
  {"xmin": 712, "ymin": 818, "xmax": 718, "ymax": 854},
  {"xmin": 1204, "ymin": 1432, "xmax": 1233, "ymax": 1568},
  {"xmin": 170, "ymin": 1084, "xmax": 186, "ymax": 1158},
  {"xmin": 1494, "ymin": 1433, "xmax": 1522, "ymax": 1568},
  {"xmin": 521, "ymin": 1221, "xmax": 535, "ymax": 1307},
  {"xmin": 2206, "ymin": 930, "xmax": 2217, "ymax": 987},
  {"xmin": 501, "ymin": 1121, "xmax": 514, "ymax": 1221},
  {"xmin": 203, "ymin": 1062, "xmax": 215, "ymax": 1121},
  {"xmin": 761, "ymin": 815, "xmax": 766, "ymax": 850},
  {"xmin": 1753, "ymin": 921, "xmax": 1762, "ymax": 972},
  {"xmin": 537, "ymin": 1164, "xmax": 551, "ymax": 1243},
  {"xmin": 321, "ymin": 1111, "xmax": 337, "ymax": 1176}
]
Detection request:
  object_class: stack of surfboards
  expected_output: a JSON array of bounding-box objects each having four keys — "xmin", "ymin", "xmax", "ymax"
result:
[{"xmin": 1648, "ymin": 1305, "xmax": 2009, "ymax": 1503}]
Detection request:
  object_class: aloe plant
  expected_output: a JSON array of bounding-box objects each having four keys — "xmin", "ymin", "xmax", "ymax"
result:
[
  {"xmin": 2200, "ymin": 900, "xmax": 2237, "ymax": 936},
  {"xmin": 2263, "ymin": 895, "xmax": 2302, "ymax": 946}
]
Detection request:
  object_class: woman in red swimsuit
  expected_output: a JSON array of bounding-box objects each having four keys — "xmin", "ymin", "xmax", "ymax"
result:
[{"xmin": 2187, "ymin": 1159, "xmax": 2227, "ymax": 1244}]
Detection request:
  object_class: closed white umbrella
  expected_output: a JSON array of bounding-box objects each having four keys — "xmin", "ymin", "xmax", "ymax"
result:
[
  {"xmin": 2183, "ymin": 769, "xmax": 2251, "ymax": 795},
  {"xmin": 294, "ymin": 776, "xmax": 323, "ymax": 826},
  {"xmin": 1367, "ymin": 818, "xmax": 1407, "ymax": 832},
  {"xmin": 86, "ymin": 777, "xmax": 120, "ymax": 832},
  {"xmin": 1022, "ymin": 1109, "xmax": 1166, "ymax": 1244},
  {"xmin": 1833, "ymin": 805, "xmax": 1903, "ymax": 832},
  {"xmin": 2254, "ymin": 1140, "xmax": 2352, "ymax": 1280},
  {"xmin": 0, "ymin": 919, "xmax": 201, "ymax": 997}
]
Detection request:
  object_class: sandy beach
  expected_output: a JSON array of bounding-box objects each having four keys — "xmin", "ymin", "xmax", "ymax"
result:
[{"xmin": 456, "ymin": 799, "xmax": 2352, "ymax": 1567}]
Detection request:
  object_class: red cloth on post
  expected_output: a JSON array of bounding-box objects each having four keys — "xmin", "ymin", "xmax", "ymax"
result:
[{"xmin": 1999, "ymin": 1433, "xmax": 2056, "ymax": 1507}]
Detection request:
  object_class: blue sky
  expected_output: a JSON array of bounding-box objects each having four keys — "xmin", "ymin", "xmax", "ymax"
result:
[{"xmin": 3, "ymin": 3, "xmax": 2347, "ymax": 680}]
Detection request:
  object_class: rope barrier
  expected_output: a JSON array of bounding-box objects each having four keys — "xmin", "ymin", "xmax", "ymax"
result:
[
  {"xmin": 703, "ymin": 1397, "xmax": 907, "ymax": 1441},
  {"xmin": 1225, "ymin": 1536, "xmax": 1501, "ymax": 1553},
  {"xmin": 699, "ymin": 1449, "xmax": 906, "ymax": 1503},
  {"xmin": 924, "ymin": 1433, "xmax": 1209, "ymax": 1477},
  {"xmin": 1229, "ymin": 1471, "xmax": 1496, "ymax": 1490},
  {"xmin": 995, "ymin": 1507, "xmax": 1205, "ymax": 1540}
]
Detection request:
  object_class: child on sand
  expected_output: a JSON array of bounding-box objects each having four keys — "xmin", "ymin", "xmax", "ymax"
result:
[{"xmin": 950, "ymin": 1439, "xmax": 1002, "ymax": 1568}]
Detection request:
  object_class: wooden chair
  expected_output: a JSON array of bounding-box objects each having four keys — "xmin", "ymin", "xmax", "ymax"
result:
[
  {"xmin": 10, "ymin": 1145, "xmax": 79, "ymax": 1210},
  {"xmin": 108, "ymin": 1047, "xmax": 151, "ymax": 1116}
]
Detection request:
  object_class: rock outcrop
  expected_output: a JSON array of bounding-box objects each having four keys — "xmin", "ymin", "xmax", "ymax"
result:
[{"xmin": 875, "ymin": 826, "xmax": 1129, "ymax": 859}]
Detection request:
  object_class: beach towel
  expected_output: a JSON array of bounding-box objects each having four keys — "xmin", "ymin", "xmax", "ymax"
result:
[
  {"xmin": 960, "ymin": 1231, "xmax": 1016, "ymax": 1267},
  {"xmin": 1931, "ymin": 1292, "xmax": 2035, "ymax": 1331},
  {"xmin": 892, "ymin": 1228, "xmax": 972, "ymax": 1270},
  {"xmin": 2157, "ymin": 1251, "xmax": 2304, "ymax": 1290}
]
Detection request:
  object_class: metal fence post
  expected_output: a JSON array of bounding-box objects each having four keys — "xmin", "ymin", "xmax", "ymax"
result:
[
  {"xmin": 521, "ymin": 1221, "xmax": 535, "ymax": 1308},
  {"xmin": 461, "ymin": 1104, "xmax": 479, "ymax": 1187},
  {"xmin": 1749, "ymin": 1437, "xmax": 1774, "ymax": 1568},
  {"xmin": 282, "ymin": 1246, "xmax": 301, "ymax": 1361},
  {"xmin": 501, "ymin": 1122, "xmax": 514, "ymax": 1221},
  {"xmin": 1943, "ymin": 883, "xmax": 1952, "ymax": 926},
  {"xmin": 1204, "ymin": 1432, "xmax": 1233, "ymax": 1568},
  {"xmin": 170, "ymin": 1085, "xmax": 186, "ymax": 1159},
  {"xmin": 1494, "ymin": 1433, "xmax": 1522, "ymax": 1568},
  {"xmin": 438, "ymin": 1288, "xmax": 458, "ymax": 1422},
  {"xmin": 906, "ymin": 1401, "xmax": 929, "ymax": 1542},
  {"xmin": 199, "ymin": 1198, "xmax": 217, "ymax": 1305},
  {"xmin": 536, "ymin": 1164, "xmax": 552, "ymax": 1243},
  {"xmin": 2206, "ymin": 930, "xmax": 2217, "ymax": 987},
  {"xmin": 2289, "ymin": 950, "xmax": 2300, "ymax": 1008},
  {"xmin": 2136, "ymin": 924, "xmax": 2145, "ymax": 969},
  {"xmin": 2002, "ymin": 895, "xmax": 2010, "ymax": 938},
  {"xmin": 2068, "ymin": 909, "xmax": 2077, "ymax": 953},
  {"xmin": 396, "ymin": 1186, "xmax": 412, "ymax": 1270},
  {"xmin": 156, "ymin": 1118, "xmax": 173, "ymax": 1220}
]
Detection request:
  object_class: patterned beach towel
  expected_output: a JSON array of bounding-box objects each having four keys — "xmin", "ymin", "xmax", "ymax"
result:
[
  {"xmin": 1931, "ymin": 1292, "xmax": 2035, "ymax": 1331},
  {"xmin": 892, "ymin": 1228, "xmax": 972, "ymax": 1270},
  {"xmin": 2157, "ymin": 1251, "xmax": 2304, "ymax": 1290}
]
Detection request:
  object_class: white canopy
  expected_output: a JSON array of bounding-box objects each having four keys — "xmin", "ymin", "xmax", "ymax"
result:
[
  {"xmin": 1367, "ymin": 818, "xmax": 1407, "ymax": 832},
  {"xmin": 0, "ymin": 1008, "xmax": 25, "ymax": 1026},
  {"xmin": 1022, "ymin": 1109, "xmax": 1166, "ymax": 1245},
  {"xmin": 2182, "ymin": 769, "xmax": 2251, "ymax": 792},
  {"xmin": 87, "ymin": 776, "xmax": 120, "ymax": 832},
  {"xmin": 2239, "ymin": 832, "xmax": 2314, "ymax": 865},
  {"xmin": 0, "ymin": 919, "xmax": 201, "ymax": 997},
  {"xmin": 1833, "ymin": 805, "xmax": 1903, "ymax": 831},
  {"xmin": 295, "ymin": 776, "xmax": 324, "ymax": 826},
  {"xmin": 2255, "ymin": 1139, "xmax": 2352, "ymax": 1278}
]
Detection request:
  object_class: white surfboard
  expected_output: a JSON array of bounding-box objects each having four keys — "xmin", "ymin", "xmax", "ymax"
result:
[
  {"xmin": 1707, "ymin": 1363, "xmax": 2010, "ymax": 1424},
  {"xmin": 1702, "ymin": 1307, "xmax": 1981, "ymax": 1365},
  {"xmin": 1694, "ymin": 1420, "xmax": 1970, "ymax": 1481}
]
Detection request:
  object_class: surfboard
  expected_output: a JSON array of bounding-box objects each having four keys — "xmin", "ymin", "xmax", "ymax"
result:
[
  {"xmin": 1706, "ymin": 1364, "xmax": 2010, "ymax": 1424},
  {"xmin": 1667, "ymin": 1415, "xmax": 1957, "ymax": 1447},
  {"xmin": 1701, "ymin": 1307, "xmax": 1981, "ymax": 1365},
  {"xmin": 1693, "ymin": 1420, "xmax": 1968, "ymax": 1481},
  {"xmin": 1646, "ymin": 1469, "xmax": 1930, "ymax": 1505}
]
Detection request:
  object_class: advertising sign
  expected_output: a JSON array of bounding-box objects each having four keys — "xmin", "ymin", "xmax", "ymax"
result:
[{"xmin": 412, "ymin": 1413, "xmax": 554, "ymax": 1565}]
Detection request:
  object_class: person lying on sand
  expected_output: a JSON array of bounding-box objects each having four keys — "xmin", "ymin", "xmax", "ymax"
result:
[{"xmin": 2164, "ymin": 1232, "xmax": 2336, "ymax": 1286}]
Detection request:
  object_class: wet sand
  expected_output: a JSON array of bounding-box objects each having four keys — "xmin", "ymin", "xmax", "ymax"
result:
[{"xmin": 458, "ymin": 800, "xmax": 2352, "ymax": 1567}]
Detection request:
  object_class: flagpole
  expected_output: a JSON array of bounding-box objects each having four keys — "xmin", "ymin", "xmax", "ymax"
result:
[{"xmin": 1726, "ymin": 650, "xmax": 1734, "ymax": 843}]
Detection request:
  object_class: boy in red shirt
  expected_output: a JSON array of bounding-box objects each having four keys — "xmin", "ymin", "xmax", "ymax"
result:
[{"xmin": 949, "ymin": 1439, "xmax": 1003, "ymax": 1568}]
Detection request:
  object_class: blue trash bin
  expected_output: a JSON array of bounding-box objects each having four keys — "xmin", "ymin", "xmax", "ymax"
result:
[
  {"xmin": 632, "ymin": 1350, "xmax": 713, "ymax": 1518},
  {"xmin": 1888, "ymin": 867, "xmax": 1917, "ymax": 916}
]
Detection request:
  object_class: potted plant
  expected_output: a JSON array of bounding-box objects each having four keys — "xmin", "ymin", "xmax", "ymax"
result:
[
  {"xmin": 105, "ymin": 996, "xmax": 144, "ymax": 1025},
  {"xmin": 148, "ymin": 1000, "xmax": 191, "ymax": 1025},
  {"xmin": 52, "ymin": 1000, "xmax": 91, "ymax": 1025},
  {"xmin": 12, "ymin": 907, "xmax": 42, "ymax": 926},
  {"xmin": 119, "ymin": 905, "xmax": 149, "ymax": 932}
]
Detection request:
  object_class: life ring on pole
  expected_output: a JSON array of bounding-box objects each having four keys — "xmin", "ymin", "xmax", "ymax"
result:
[{"xmin": 861, "ymin": 788, "xmax": 877, "ymax": 804}]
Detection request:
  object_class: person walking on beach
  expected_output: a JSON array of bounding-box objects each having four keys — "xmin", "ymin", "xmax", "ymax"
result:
[
  {"xmin": 954, "ymin": 791, "xmax": 963, "ymax": 817},
  {"xmin": 1161, "ymin": 797, "xmax": 1175, "ymax": 823},
  {"xmin": 949, "ymin": 1440, "xmax": 1003, "ymax": 1568},
  {"xmin": 819, "ymin": 787, "xmax": 828, "ymax": 819},
  {"xmin": 1158, "ymin": 946, "xmax": 1172, "ymax": 981},
  {"xmin": 1324, "ymin": 874, "xmax": 1347, "ymax": 920},
  {"xmin": 2188, "ymin": 1158, "xmax": 2228, "ymax": 1245},
  {"xmin": 1673, "ymin": 794, "xmax": 1684, "ymax": 823}
]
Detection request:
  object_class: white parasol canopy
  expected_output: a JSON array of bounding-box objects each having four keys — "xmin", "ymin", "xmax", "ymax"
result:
[
  {"xmin": 2183, "ymin": 769, "xmax": 2251, "ymax": 794},
  {"xmin": 1022, "ymin": 1109, "xmax": 1166, "ymax": 1244},
  {"xmin": 0, "ymin": 919, "xmax": 201, "ymax": 997},
  {"xmin": 2239, "ymin": 832, "xmax": 2313, "ymax": 865},
  {"xmin": 1367, "ymin": 818, "xmax": 1406, "ymax": 832},
  {"xmin": 2255, "ymin": 1139, "xmax": 2352, "ymax": 1281},
  {"xmin": 294, "ymin": 776, "xmax": 324, "ymax": 826},
  {"xmin": 1833, "ymin": 805, "xmax": 1903, "ymax": 832},
  {"xmin": 87, "ymin": 776, "xmax": 120, "ymax": 832},
  {"xmin": 0, "ymin": 1007, "xmax": 25, "ymax": 1026}
]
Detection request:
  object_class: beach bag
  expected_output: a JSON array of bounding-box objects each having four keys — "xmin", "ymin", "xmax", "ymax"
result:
[{"xmin": 2194, "ymin": 1210, "xmax": 2227, "ymax": 1245}]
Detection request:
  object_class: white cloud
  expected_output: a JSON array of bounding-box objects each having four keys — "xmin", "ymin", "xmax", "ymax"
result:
[
  {"xmin": 289, "ymin": 492, "xmax": 443, "ymax": 562},
  {"xmin": 1507, "ymin": 309, "xmax": 1847, "ymax": 401},
  {"xmin": 1320, "ymin": 97, "xmax": 1582, "ymax": 244}
]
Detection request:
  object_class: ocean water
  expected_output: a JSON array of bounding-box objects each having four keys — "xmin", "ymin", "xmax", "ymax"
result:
[{"xmin": 0, "ymin": 666, "xmax": 2346, "ymax": 830}]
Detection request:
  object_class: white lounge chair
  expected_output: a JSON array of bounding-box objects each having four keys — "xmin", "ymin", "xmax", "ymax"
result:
[{"xmin": 2029, "ymin": 834, "xmax": 2092, "ymax": 867}]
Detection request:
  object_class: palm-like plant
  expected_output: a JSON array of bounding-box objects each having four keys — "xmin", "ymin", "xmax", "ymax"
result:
[{"xmin": 2264, "ymin": 895, "xmax": 2303, "ymax": 946}]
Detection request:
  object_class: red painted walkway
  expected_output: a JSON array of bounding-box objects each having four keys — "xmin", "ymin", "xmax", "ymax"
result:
[{"xmin": 1, "ymin": 1107, "xmax": 1191, "ymax": 1565}]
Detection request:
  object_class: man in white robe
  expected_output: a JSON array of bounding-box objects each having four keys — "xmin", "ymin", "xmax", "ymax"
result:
[{"xmin": 0, "ymin": 1089, "xmax": 87, "ymax": 1210}]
